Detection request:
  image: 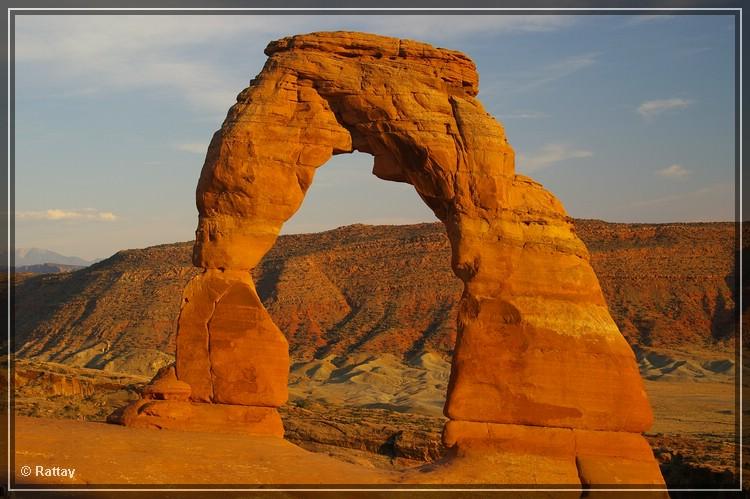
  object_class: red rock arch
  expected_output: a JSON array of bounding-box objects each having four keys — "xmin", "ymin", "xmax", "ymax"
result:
[{"xmin": 118, "ymin": 32, "xmax": 664, "ymax": 485}]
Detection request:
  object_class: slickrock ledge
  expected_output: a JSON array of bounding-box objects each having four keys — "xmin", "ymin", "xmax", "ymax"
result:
[{"xmin": 114, "ymin": 31, "xmax": 664, "ymax": 486}]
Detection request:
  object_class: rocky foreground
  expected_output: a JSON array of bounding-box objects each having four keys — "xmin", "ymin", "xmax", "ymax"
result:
[
  {"xmin": 13, "ymin": 414, "xmax": 696, "ymax": 488},
  {"xmin": 9, "ymin": 352, "xmax": 741, "ymax": 489},
  {"xmin": 14, "ymin": 416, "xmax": 396, "ymax": 485}
]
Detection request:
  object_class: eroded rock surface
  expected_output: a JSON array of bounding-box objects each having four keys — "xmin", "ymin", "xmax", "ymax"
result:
[{"xmin": 117, "ymin": 31, "xmax": 663, "ymax": 485}]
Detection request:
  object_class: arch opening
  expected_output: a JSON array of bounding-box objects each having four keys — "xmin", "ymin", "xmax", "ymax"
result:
[
  {"xmin": 280, "ymin": 151, "xmax": 437, "ymax": 237},
  {"xmin": 254, "ymin": 150, "xmax": 455, "ymax": 421}
]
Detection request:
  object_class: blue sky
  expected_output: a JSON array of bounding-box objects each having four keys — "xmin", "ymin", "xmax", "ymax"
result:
[{"xmin": 14, "ymin": 14, "xmax": 736, "ymax": 260}]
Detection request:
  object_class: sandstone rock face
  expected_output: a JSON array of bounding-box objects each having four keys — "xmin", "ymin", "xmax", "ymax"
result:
[
  {"xmin": 120, "ymin": 31, "xmax": 662, "ymax": 485},
  {"xmin": 115, "ymin": 269, "xmax": 289, "ymax": 434},
  {"xmin": 442, "ymin": 421, "xmax": 666, "ymax": 486},
  {"xmin": 175, "ymin": 269, "xmax": 289, "ymax": 406}
]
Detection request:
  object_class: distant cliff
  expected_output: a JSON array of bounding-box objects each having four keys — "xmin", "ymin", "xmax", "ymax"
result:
[{"xmin": 12, "ymin": 220, "xmax": 738, "ymax": 377}]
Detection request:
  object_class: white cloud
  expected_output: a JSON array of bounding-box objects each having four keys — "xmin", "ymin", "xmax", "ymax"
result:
[
  {"xmin": 15, "ymin": 16, "xmax": 277, "ymax": 62},
  {"xmin": 637, "ymin": 98, "xmax": 692, "ymax": 118},
  {"xmin": 17, "ymin": 208, "xmax": 118, "ymax": 222},
  {"xmin": 97, "ymin": 212, "xmax": 118, "ymax": 221},
  {"xmin": 656, "ymin": 164, "xmax": 689, "ymax": 178},
  {"xmin": 15, "ymin": 16, "xmax": 303, "ymax": 113},
  {"xmin": 174, "ymin": 142, "xmax": 208, "ymax": 155},
  {"xmin": 517, "ymin": 143, "xmax": 593, "ymax": 172}
]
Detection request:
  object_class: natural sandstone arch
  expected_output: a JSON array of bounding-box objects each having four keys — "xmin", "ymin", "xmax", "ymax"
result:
[{"xmin": 116, "ymin": 32, "xmax": 665, "ymax": 486}]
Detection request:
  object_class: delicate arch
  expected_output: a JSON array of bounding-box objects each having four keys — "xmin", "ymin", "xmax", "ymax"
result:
[{"xmin": 118, "ymin": 32, "xmax": 664, "ymax": 486}]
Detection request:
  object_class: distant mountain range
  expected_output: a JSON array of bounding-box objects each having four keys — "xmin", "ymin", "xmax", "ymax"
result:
[
  {"xmin": 13, "ymin": 248, "xmax": 96, "ymax": 267},
  {"xmin": 11, "ymin": 220, "xmax": 740, "ymax": 378}
]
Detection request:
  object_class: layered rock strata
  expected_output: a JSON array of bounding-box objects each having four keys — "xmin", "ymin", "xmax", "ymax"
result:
[{"xmin": 116, "ymin": 31, "xmax": 664, "ymax": 486}]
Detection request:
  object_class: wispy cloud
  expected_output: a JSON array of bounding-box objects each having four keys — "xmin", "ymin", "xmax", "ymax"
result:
[
  {"xmin": 525, "ymin": 53, "xmax": 598, "ymax": 90},
  {"xmin": 483, "ymin": 52, "xmax": 598, "ymax": 97},
  {"xmin": 15, "ymin": 16, "xmax": 306, "ymax": 113},
  {"xmin": 677, "ymin": 46, "xmax": 711, "ymax": 57},
  {"xmin": 637, "ymin": 98, "xmax": 692, "ymax": 118},
  {"xmin": 624, "ymin": 15, "xmax": 676, "ymax": 25},
  {"xmin": 174, "ymin": 142, "xmax": 208, "ymax": 155},
  {"xmin": 501, "ymin": 111, "xmax": 550, "ymax": 120},
  {"xmin": 656, "ymin": 164, "xmax": 689, "ymax": 178},
  {"xmin": 17, "ymin": 208, "xmax": 118, "ymax": 221},
  {"xmin": 359, "ymin": 15, "xmax": 575, "ymax": 39},
  {"xmin": 517, "ymin": 143, "xmax": 593, "ymax": 172},
  {"xmin": 15, "ymin": 15, "xmax": 575, "ymax": 116},
  {"xmin": 629, "ymin": 183, "xmax": 732, "ymax": 209}
]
